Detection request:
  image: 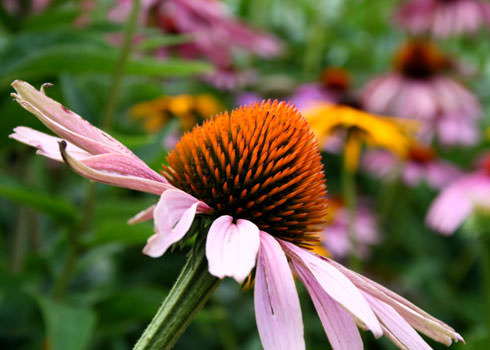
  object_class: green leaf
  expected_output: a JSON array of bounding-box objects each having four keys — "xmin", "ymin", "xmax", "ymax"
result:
[
  {"xmin": 37, "ymin": 297, "xmax": 96, "ymax": 350},
  {"xmin": 85, "ymin": 219, "xmax": 153, "ymax": 246},
  {"xmin": 0, "ymin": 175, "xmax": 78, "ymax": 224},
  {"xmin": 0, "ymin": 31, "xmax": 213, "ymax": 85}
]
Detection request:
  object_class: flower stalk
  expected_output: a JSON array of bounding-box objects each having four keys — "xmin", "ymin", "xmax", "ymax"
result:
[
  {"xmin": 102, "ymin": 0, "xmax": 140, "ymax": 129},
  {"xmin": 481, "ymin": 230, "xmax": 490, "ymax": 337},
  {"xmin": 133, "ymin": 239, "xmax": 220, "ymax": 350},
  {"xmin": 342, "ymin": 133, "xmax": 361, "ymax": 271}
]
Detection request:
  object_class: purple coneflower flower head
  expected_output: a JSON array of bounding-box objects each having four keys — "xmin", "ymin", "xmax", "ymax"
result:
[
  {"xmin": 362, "ymin": 40, "xmax": 481, "ymax": 146},
  {"xmin": 363, "ymin": 144, "xmax": 462, "ymax": 189},
  {"xmin": 11, "ymin": 81, "xmax": 463, "ymax": 350},
  {"xmin": 110, "ymin": 0, "xmax": 282, "ymax": 89},
  {"xmin": 395, "ymin": 0, "xmax": 490, "ymax": 38},
  {"xmin": 290, "ymin": 67, "xmax": 353, "ymax": 110},
  {"xmin": 427, "ymin": 153, "xmax": 490, "ymax": 235},
  {"xmin": 321, "ymin": 196, "xmax": 380, "ymax": 260}
]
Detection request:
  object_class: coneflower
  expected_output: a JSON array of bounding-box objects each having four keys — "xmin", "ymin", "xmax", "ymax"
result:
[
  {"xmin": 11, "ymin": 80, "xmax": 463, "ymax": 350},
  {"xmin": 363, "ymin": 143, "xmax": 462, "ymax": 190},
  {"xmin": 395, "ymin": 0, "xmax": 490, "ymax": 38},
  {"xmin": 362, "ymin": 40, "xmax": 481, "ymax": 146}
]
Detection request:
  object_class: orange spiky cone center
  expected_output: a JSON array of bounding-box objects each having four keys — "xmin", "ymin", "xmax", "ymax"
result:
[{"xmin": 163, "ymin": 100, "xmax": 328, "ymax": 247}]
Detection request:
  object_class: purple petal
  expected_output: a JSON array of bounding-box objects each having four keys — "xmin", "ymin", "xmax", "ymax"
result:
[
  {"xmin": 363, "ymin": 293, "xmax": 431, "ymax": 350},
  {"xmin": 10, "ymin": 126, "xmax": 90, "ymax": 161},
  {"xmin": 328, "ymin": 259, "xmax": 464, "ymax": 345},
  {"xmin": 145, "ymin": 189, "xmax": 212, "ymax": 257},
  {"xmin": 128, "ymin": 204, "xmax": 155, "ymax": 225},
  {"xmin": 282, "ymin": 241, "xmax": 383, "ymax": 338},
  {"xmin": 59, "ymin": 143, "xmax": 172, "ymax": 195},
  {"xmin": 293, "ymin": 261, "xmax": 362, "ymax": 350},
  {"xmin": 254, "ymin": 231, "xmax": 304, "ymax": 350},
  {"xmin": 205, "ymin": 216, "xmax": 260, "ymax": 283}
]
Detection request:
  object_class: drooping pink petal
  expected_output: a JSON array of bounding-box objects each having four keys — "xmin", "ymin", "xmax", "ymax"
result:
[
  {"xmin": 363, "ymin": 293, "xmax": 431, "ymax": 350},
  {"xmin": 59, "ymin": 142, "xmax": 171, "ymax": 195},
  {"xmin": 10, "ymin": 126, "xmax": 90, "ymax": 162},
  {"xmin": 128, "ymin": 204, "xmax": 156, "ymax": 225},
  {"xmin": 254, "ymin": 231, "xmax": 304, "ymax": 350},
  {"xmin": 205, "ymin": 215, "xmax": 260, "ymax": 283},
  {"xmin": 282, "ymin": 241, "xmax": 383, "ymax": 338},
  {"xmin": 328, "ymin": 259, "xmax": 464, "ymax": 346},
  {"xmin": 293, "ymin": 260, "xmax": 362, "ymax": 350},
  {"xmin": 11, "ymin": 81, "xmax": 140, "ymax": 159},
  {"xmin": 144, "ymin": 189, "xmax": 212, "ymax": 257}
]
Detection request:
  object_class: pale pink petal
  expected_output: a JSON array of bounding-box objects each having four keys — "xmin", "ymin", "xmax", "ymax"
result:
[
  {"xmin": 427, "ymin": 173, "xmax": 490, "ymax": 235},
  {"xmin": 60, "ymin": 143, "xmax": 172, "ymax": 195},
  {"xmin": 144, "ymin": 189, "xmax": 211, "ymax": 257},
  {"xmin": 402, "ymin": 163, "xmax": 425, "ymax": 186},
  {"xmin": 329, "ymin": 259, "xmax": 464, "ymax": 346},
  {"xmin": 205, "ymin": 216, "xmax": 260, "ymax": 283},
  {"xmin": 364, "ymin": 293, "xmax": 431, "ymax": 350},
  {"xmin": 293, "ymin": 259, "xmax": 362, "ymax": 350},
  {"xmin": 254, "ymin": 231, "xmax": 304, "ymax": 350},
  {"xmin": 11, "ymin": 81, "xmax": 139, "ymax": 158},
  {"xmin": 282, "ymin": 241, "xmax": 383, "ymax": 337},
  {"xmin": 128, "ymin": 204, "xmax": 156, "ymax": 225},
  {"xmin": 82, "ymin": 153, "xmax": 165, "ymax": 182},
  {"xmin": 10, "ymin": 126, "xmax": 90, "ymax": 161}
]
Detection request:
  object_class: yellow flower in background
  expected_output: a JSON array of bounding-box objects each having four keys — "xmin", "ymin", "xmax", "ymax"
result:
[
  {"xmin": 486, "ymin": 127, "xmax": 490, "ymax": 140},
  {"xmin": 130, "ymin": 94, "xmax": 224, "ymax": 133},
  {"xmin": 303, "ymin": 103, "xmax": 416, "ymax": 171}
]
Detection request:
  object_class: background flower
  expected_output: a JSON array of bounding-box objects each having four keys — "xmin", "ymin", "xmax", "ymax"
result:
[{"xmin": 395, "ymin": 0, "xmax": 490, "ymax": 37}]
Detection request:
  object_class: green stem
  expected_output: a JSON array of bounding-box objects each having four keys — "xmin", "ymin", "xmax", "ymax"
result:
[
  {"xmin": 481, "ymin": 234, "xmax": 490, "ymax": 336},
  {"xmin": 342, "ymin": 156, "xmax": 361, "ymax": 271},
  {"xmin": 133, "ymin": 249, "xmax": 221, "ymax": 350},
  {"xmin": 102, "ymin": 0, "xmax": 140, "ymax": 129}
]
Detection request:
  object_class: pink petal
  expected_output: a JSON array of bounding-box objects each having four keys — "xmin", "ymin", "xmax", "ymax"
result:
[
  {"xmin": 293, "ymin": 260, "xmax": 362, "ymax": 350},
  {"xmin": 363, "ymin": 294, "xmax": 431, "ymax": 350},
  {"xmin": 205, "ymin": 216, "xmax": 260, "ymax": 283},
  {"xmin": 328, "ymin": 259, "xmax": 464, "ymax": 346},
  {"xmin": 60, "ymin": 143, "xmax": 172, "ymax": 195},
  {"xmin": 11, "ymin": 81, "xmax": 136, "ymax": 158},
  {"xmin": 128, "ymin": 204, "xmax": 156, "ymax": 225},
  {"xmin": 10, "ymin": 126, "xmax": 90, "ymax": 161},
  {"xmin": 427, "ymin": 173, "xmax": 490, "ymax": 235},
  {"xmin": 282, "ymin": 241, "xmax": 383, "ymax": 338},
  {"xmin": 144, "ymin": 189, "xmax": 212, "ymax": 257},
  {"xmin": 254, "ymin": 231, "xmax": 304, "ymax": 350}
]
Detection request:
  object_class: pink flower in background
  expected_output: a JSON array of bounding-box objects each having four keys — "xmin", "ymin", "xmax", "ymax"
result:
[
  {"xmin": 10, "ymin": 81, "xmax": 463, "ymax": 350},
  {"xmin": 290, "ymin": 67, "xmax": 353, "ymax": 110},
  {"xmin": 363, "ymin": 144, "xmax": 462, "ymax": 189},
  {"xmin": 111, "ymin": 0, "xmax": 283, "ymax": 89},
  {"xmin": 321, "ymin": 196, "xmax": 380, "ymax": 260},
  {"xmin": 362, "ymin": 40, "xmax": 481, "ymax": 146},
  {"xmin": 3, "ymin": 0, "xmax": 51, "ymax": 15},
  {"xmin": 427, "ymin": 153, "xmax": 490, "ymax": 235},
  {"xmin": 395, "ymin": 0, "xmax": 490, "ymax": 38}
]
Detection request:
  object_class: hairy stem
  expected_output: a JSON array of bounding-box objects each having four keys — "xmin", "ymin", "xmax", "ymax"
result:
[{"xmin": 133, "ymin": 248, "xmax": 220, "ymax": 350}]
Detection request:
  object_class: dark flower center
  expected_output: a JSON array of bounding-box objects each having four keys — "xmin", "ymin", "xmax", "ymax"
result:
[
  {"xmin": 394, "ymin": 41, "xmax": 449, "ymax": 79},
  {"xmin": 163, "ymin": 100, "xmax": 328, "ymax": 247},
  {"xmin": 408, "ymin": 144, "xmax": 436, "ymax": 164}
]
